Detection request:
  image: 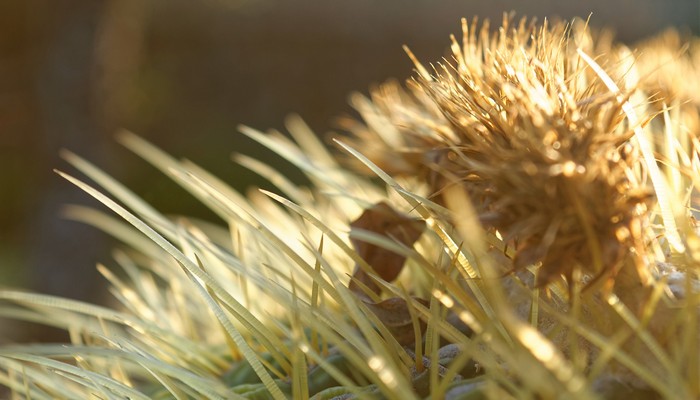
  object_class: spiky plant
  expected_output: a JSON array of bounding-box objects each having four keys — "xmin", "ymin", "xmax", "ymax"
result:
[{"xmin": 1, "ymin": 14, "xmax": 699, "ymax": 399}]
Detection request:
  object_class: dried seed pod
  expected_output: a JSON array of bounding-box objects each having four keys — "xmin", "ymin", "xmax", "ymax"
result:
[{"xmin": 339, "ymin": 15, "xmax": 654, "ymax": 288}]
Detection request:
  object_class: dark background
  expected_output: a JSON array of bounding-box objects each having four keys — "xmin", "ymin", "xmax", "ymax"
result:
[{"xmin": 1, "ymin": 0, "xmax": 698, "ymax": 342}]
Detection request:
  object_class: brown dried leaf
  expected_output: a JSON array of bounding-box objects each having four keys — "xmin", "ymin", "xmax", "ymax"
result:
[
  {"xmin": 346, "ymin": 202, "xmax": 426, "ymax": 345},
  {"xmin": 348, "ymin": 202, "xmax": 425, "ymax": 296},
  {"xmin": 365, "ymin": 297, "xmax": 429, "ymax": 345}
]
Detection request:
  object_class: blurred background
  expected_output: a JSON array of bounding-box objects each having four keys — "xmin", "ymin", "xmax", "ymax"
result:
[{"xmin": 0, "ymin": 0, "xmax": 698, "ymax": 342}]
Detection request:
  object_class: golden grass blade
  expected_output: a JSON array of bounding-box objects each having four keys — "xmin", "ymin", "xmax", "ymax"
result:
[
  {"xmin": 239, "ymin": 125, "xmax": 352, "ymax": 193},
  {"xmin": 61, "ymin": 150, "xmax": 170, "ymax": 231},
  {"xmin": 234, "ymin": 153, "xmax": 311, "ymax": 205},
  {"xmin": 534, "ymin": 293, "xmax": 680, "ymax": 398},
  {"xmin": 179, "ymin": 266, "xmax": 287, "ymax": 400},
  {"xmin": 289, "ymin": 281, "xmax": 310, "ymax": 400},
  {"xmin": 0, "ymin": 353, "xmax": 150, "ymax": 400},
  {"xmin": 0, "ymin": 357, "xmax": 72, "ymax": 399},
  {"xmin": 285, "ymin": 114, "xmax": 339, "ymax": 169},
  {"xmin": 2, "ymin": 344, "xmax": 238, "ymax": 399},
  {"xmin": 55, "ymin": 170, "xmax": 290, "ymax": 397},
  {"xmin": 0, "ymin": 290, "xmax": 131, "ymax": 327},
  {"xmin": 605, "ymin": 293, "xmax": 686, "ymax": 396},
  {"xmin": 62, "ymin": 205, "xmax": 164, "ymax": 259},
  {"xmin": 117, "ymin": 131, "xmax": 256, "ymax": 224},
  {"xmin": 260, "ymin": 191, "xmax": 420, "ymax": 399},
  {"xmin": 662, "ymin": 105, "xmax": 683, "ymax": 195},
  {"xmin": 134, "ymin": 364, "xmax": 189, "ymax": 400}
]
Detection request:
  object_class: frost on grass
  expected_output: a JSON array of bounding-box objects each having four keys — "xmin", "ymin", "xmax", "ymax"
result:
[{"xmin": 1, "ymin": 14, "xmax": 700, "ymax": 400}]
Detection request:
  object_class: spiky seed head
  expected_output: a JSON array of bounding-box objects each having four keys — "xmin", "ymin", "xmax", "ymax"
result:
[{"xmin": 340, "ymin": 15, "xmax": 654, "ymax": 287}]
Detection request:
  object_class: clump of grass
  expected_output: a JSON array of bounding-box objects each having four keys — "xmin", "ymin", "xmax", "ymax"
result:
[{"xmin": 1, "ymin": 14, "xmax": 699, "ymax": 399}]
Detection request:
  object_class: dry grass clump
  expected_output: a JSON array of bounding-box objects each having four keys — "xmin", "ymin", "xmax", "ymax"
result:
[{"xmin": 0, "ymin": 14, "xmax": 699, "ymax": 400}]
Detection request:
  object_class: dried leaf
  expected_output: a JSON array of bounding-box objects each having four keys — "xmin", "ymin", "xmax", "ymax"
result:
[
  {"xmin": 348, "ymin": 202, "xmax": 425, "ymax": 296},
  {"xmin": 346, "ymin": 202, "xmax": 426, "ymax": 345},
  {"xmin": 364, "ymin": 297, "xmax": 429, "ymax": 345}
]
